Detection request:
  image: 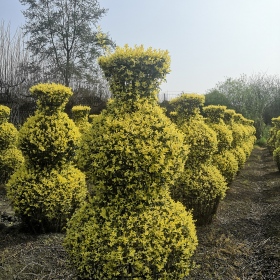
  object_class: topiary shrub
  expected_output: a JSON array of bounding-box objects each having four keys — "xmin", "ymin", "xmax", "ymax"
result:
[
  {"xmin": 269, "ymin": 116, "xmax": 280, "ymax": 171},
  {"xmin": 71, "ymin": 105, "xmax": 91, "ymax": 133},
  {"xmin": 168, "ymin": 94, "xmax": 227, "ymax": 225},
  {"xmin": 172, "ymin": 163, "xmax": 227, "ymax": 225},
  {"xmin": 273, "ymin": 146, "xmax": 280, "ymax": 171},
  {"xmin": 6, "ymin": 83, "xmax": 87, "ymax": 233},
  {"xmin": 203, "ymin": 105, "xmax": 239, "ymax": 184},
  {"xmin": 267, "ymin": 117, "xmax": 280, "ymax": 154},
  {"xmin": 223, "ymin": 109, "xmax": 246, "ymax": 169},
  {"xmin": 0, "ymin": 105, "xmax": 24, "ymax": 184},
  {"xmin": 233, "ymin": 113, "xmax": 256, "ymax": 159},
  {"xmin": 64, "ymin": 45, "xmax": 198, "ymax": 279}
]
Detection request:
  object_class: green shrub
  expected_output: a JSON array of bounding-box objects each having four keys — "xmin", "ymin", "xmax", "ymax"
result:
[
  {"xmin": 267, "ymin": 117, "xmax": 280, "ymax": 154},
  {"xmin": 98, "ymin": 44, "xmax": 170, "ymax": 102},
  {"xmin": 72, "ymin": 105, "xmax": 91, "ymax": 125},
  {"xmin": 77, "ymin": 103, "xmax": 188, "ymax": 193},
  {"xmin": 171, "ymin": 163, "xmax": 227, "ymax": 225},
  {"xmin": 168, "ymin": 94, "xmax": 227, "ymax": 225},
  {"xmin": 273, "ymin": 146, "xmax": 280, "ymax": 171},
  {"xmin": 6, "ymin": 83, "xmax": 87, "ymax": 232},
  {"xmin": 7, "ymin": 164, "xmax": 86, "ymax": 232},
  {"xmin": 223, "ymin": 109, "xmax": 247, "ymax": 169},
  {"xmin": 64, "ymin": 45, "xmax": 198, "ymax": 279},
  {"xmin": 65, "ymin": 191, "xmax": 197, "ymax": 279},
  {"xmin": 0, "ymin": 105, "xmax": 24, "ymax": 183},
  {"xmin": 212, "ymin": 150, "xmax": 239, "ymax": 184},
  {"xmin": 18, "ymin": 111, "xmax": 80, "ymax": 169},
  {"xmin": 204, "ymin": 105, "xmax": 239, "ymax": 184}
]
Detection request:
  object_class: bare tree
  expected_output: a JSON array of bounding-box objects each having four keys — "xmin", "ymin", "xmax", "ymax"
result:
[{"xmin": 0, "ymin": 22, "xmax": 28, "ymax": 99}]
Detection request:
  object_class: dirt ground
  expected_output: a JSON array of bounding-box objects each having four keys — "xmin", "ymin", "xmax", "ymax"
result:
[{"xmin": 0, "ymin": 146, "xmax": 279, "ymax": 280}]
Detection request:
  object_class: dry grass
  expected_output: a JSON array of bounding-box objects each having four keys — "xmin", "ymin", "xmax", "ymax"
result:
[{"xmin": 0, "ymin": 146, "xmax": 279, "ymax": 280}]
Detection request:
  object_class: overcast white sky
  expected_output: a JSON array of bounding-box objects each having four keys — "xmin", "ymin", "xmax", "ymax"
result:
[{"xmin": 1, "ymin": 0, "xmax": 280, "ymax": 96}]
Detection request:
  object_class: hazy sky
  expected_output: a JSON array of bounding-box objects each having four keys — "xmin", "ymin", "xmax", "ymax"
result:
[{"xmin": 1, "ymin": 0, "xmax": 280, "ymax": 96}]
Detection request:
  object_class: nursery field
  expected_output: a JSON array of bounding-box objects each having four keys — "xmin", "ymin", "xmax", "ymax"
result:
[{"xmin": 0, "ymin": 146, "xmax": 279, "ymax": 280}]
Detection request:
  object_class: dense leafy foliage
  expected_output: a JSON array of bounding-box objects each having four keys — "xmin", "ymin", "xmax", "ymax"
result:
[
  {"xmin": 98, "ymin": 44, "xmax": 170, "ymax": 102},
  {"xmin": 169, "ymin": 94, "xmax": 227, "ymax": 225},
  {"xmin": 0, "ymin": 105, "xmax": 24, "ymax": 183},
  {"xmin": 267, "ymin": 116, "xmax": 280, "ymax": 170},
  {"xmin": 64, "ymin": 45, "xmax": 198, "ymax": 279},
  {"xmin": 6, "ymin": 83, "xmax": 87, "ymax": 232},
  {"xmin": 71, "ymin": 105, "xmax": 91, "ymax": 135},
  {"xmin": 203, "ymin": 105, "xmax": 239, "ymax": 183}
]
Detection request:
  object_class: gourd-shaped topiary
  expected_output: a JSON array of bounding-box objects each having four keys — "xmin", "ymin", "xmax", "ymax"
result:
[
  {"xmin": 0, "ymin": 105, "xmax": 24, "ymax": 184},
  {"xmin": 203, "ymin": 105, "xmax": 239, "ymax": 184},
  {"xmin": 64, "ymin": 45, "xmax": 198, "ymax": 279},
  {"xmin": 169, "ymin": 94, "xmax": 227, "ymax": 225},
  {"xmin": 6, "ymin": 83, "xmax": 87, "ymax": 233}
]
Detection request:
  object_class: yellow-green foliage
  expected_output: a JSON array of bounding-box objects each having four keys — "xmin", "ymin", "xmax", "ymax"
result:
[
  {"xmin": 233, "ymin": 113, "xmax": 256, "ymax": 159},
  {"xmin": 77, "ymin": 102, "xmax": 188, "ymax": 194},
  {"xmin": 0, "ymin": 122, "xmax": 18, "ymax": 150},
  {"xmin": 30, "ymin": 83, "xmax": 73, "ymax": 112},
  {"xmin": 168, "ymin": 94, "xmax": 227, "ymax": 225},
  {"xmin": 169, "ymin": 93, "xmax": 204, "ymax": 122},
  {"xmin": 267, "ymin": 117, "xmax": 280, "ymax": 154},
  {"xmin": 204, "ymin": 105, "xmax": 239, "ymax": 183},
  {"xmin": 169, "ymin": 94, "xmax": 218, "ymax": 164},
  {"xmin": 71, "ymin": 105, "xmax": 91, "ymax": 134},
  {"xmin": 7, "ymin": 165, "xmax": 86, "ymax": 232},
  {"xmin": 203, "ymin": 105, "xmax": 227, "ymax": 124},
  {"xmin": 0, "ymin": 105, "xmax": 10, "ymax": 120},
  {"xmin": 204, "ymin": 106, "xmax": 233, "ymax": 152},
  {"xmin": 19, "ymin": 112, "xmax": 80, "ymax": 169},
  {"xmin": 171, "ymin": 164, "xmax": 227, "ymax": 225},
  {"xmin": 180, "ymin": 119, "xmax": 218, "ymax": 164},
  {"xmin": 231, "ymin": 146, "xmax": 247, "ymax": 169},
  {"xmin": 212, "ymin": 151, "xmax": 239, "ymax": 184},
  {"xmin": 6, "ymin": 83, "xmax": 87, "ymax": 232},
  {"xmin": 65, "ymin": 191, "xmax": 197, "ymax": 279},
  {"xmin": 0, "ymin": 105, "xmax": 24, "ymax": 183},
  {"xmin": 223, "ymin": 109, "xmax": 246, "ymax": 169},
  {"xmin": 65, "ymin": 45, "xmax": 197, "ymax": 279},
  {"xmin": 72, "ymin": 105, "xmax": 91, "ymax": 122},
  {"xmin": 98, "ymin": 44, "xmax": 170, "ymax": 102},
  {"xmin": 268, "ymin": 116, "xmax": 280, "ymax": 170},
  {"xmin": 208, "ymin": 122, "xmax": 233, "ymax": 152},
  {"xmin": 273, "ymin": 146, "xmax": 280, "ymax": 171}
]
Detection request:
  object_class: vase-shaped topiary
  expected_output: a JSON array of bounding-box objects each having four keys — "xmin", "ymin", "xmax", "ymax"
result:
[
  {"xmin": 169, "ymin": 93, "xmax": 227, "ymax": 225},
  {"xmin": 0, "ymin": 105, "xmax": 24, "ymax": 184},
  {"xmin": 64, "ymin": 45, "xmax": 198, "ymax": 279},
  {"xmin": 6, "ymin": 83, "xmax": 87, "ymax": 233}
]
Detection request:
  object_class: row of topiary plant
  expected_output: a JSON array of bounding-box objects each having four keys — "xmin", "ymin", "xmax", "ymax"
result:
[
  {"xmin": 1, "ymin": 44, "xmax": 256, "ymax": 279},
  {"xmin": 267, "ymin": 116, "xmax": 280, "ymax": 171},
  {"xmin": 166, "ymin": 95, "xmax": 256, "ymax": 226}
]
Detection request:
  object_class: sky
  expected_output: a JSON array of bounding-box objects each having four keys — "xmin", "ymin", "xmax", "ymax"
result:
[{"xmin": 1, "ymin": 0, "xmax": 280, "ymax": 98}]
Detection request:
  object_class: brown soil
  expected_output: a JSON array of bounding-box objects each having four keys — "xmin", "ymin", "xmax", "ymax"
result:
[{"xmin": 0, "ymin": 146, "xmax": 279, "ymax": 280}]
